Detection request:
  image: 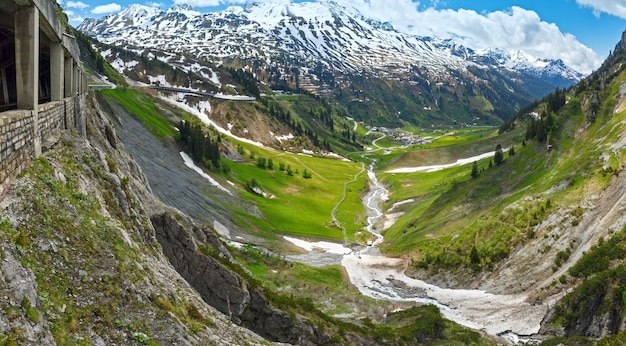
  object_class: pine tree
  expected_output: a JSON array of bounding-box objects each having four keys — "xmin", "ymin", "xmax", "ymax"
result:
[
  {"xmin": 471, "ymin": 161, "xmax": 479, "ymax": 178},
  {"xmin": 494, "ymin": 144, "xmax": 504, "ymax": 165},
  {"xmin": 470, "ymin": 246, "xmax": 480, "ymax": 265},
  {"xmin": 508, "ymin": 146, "xmax": 516, "ymax": 157}
]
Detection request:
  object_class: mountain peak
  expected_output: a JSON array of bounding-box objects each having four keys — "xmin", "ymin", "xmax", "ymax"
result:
[
  {"xmin": 120, "ymin": 4, "xmax": 161, "ymax": 18},
  {"xmin": 167, "ymin": 4, "xmax": 201, "ymax": 17},
  {"xmin": 79, "ymin": 0, "xmax": 582, "ymax": 90}
]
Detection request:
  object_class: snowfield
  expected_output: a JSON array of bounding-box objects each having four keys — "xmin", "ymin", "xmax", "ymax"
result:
[{"xmin": 180, "ymin": 152, "xmax": 233, "ymax": 196}]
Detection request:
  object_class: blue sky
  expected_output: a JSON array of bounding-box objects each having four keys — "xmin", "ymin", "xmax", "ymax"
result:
[{"xmin": 59, "ymin": 0, "xmax": 626, "ymax": 74}]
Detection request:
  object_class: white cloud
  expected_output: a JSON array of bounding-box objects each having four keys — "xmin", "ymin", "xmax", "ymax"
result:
[
  {"xmin": 91, "ymin": 3, "xmax": 122, "ymax": 14},
  {"xmin": 145, "ymin": 1, "xmax": 165, "ymax": 7},
  {"xmin": 172, "ymin": 0, "xmax": 250, "ymax": 7},
  {"xmin": 337, "ymin": 1, "xmax": 602, "ymax": 74},
  {"xmin": 576, "ymin": 0, "xmax": 626, "ymax": 20},
  {"xmin": 69, "ymin": 16, "xmax": 85, "ymax": 24},
  {"xmin": 65, "ymin": 1, "xmax": 89, "ymax": 9}
]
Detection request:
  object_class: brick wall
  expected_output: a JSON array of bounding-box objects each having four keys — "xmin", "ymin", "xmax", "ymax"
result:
[
  {"xmin": 0, "ymin": 94, "xmax": 86, "ymax": 200},
  {"xmin": 0, "ymin": 110, "xmax": 35, "ymax": 199},
  {"xmin": 38, "ymin": 101, "xmax": 65, "ymax": 139}
]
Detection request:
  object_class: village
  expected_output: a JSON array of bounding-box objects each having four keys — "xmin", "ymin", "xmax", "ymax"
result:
[{"xmin": 364, "ymin": 125, "xmax": 434, "ymax": 146}]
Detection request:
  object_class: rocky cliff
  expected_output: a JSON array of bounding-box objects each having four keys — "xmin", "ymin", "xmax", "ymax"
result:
[
  {"xmin": 151, "ymin": 212, "xmax": 335, "ymax": 345},
  {"xmin": 0, "ymin": 92, "xmax": 334, "ymax": 345}
]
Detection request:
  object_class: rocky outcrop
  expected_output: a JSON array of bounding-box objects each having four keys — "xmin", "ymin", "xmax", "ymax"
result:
[
  {"xmin": 0, "ymin": 244, "xmax": 56, "ymax": 345},
  {"xmin": 540, "ymin": 268, "xmax": 626, "ymax": 339},
  {"xmin": 151, "ymin": 212, "xmax": 335, "ymax": 345},
  {"xmin": 0, "ymin": 92, "xmax": 276, "ymax": 345},
  {"xmin": 152, "ymin": 212, "xmax": 250, "ymax": 319}
]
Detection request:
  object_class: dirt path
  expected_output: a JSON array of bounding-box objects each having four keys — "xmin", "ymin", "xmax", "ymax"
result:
[{"xmin": 330, "ymin": 162, "xmax": 365, "ymax": 244}]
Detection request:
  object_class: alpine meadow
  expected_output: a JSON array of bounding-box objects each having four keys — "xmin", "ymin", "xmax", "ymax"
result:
[{"xmin": 0, "ymin": 0, "xmax": 625, "ymax": 345}]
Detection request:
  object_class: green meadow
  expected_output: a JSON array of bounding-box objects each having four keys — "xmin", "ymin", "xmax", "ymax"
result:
[
  {"xmin": 226, "ymin": 142, "xmax": 368, "ymax": 242},
  {"xmin": 98, "ymin": 83, "xmax": 625, "ymax": 273},
  {"xmin": 96, "ymin": 88, "xmax": 178, "ymax": 139},
  {"xmin": 96, "ymin": 88, "xmax": 370, "ymax": 244}
]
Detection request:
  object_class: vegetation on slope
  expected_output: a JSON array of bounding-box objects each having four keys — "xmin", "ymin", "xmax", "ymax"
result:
[
  {"xmin": 380, "ymin": 47, "xmax": 624, "ymax": 279},
  {"xmin": 74, "ymin": 29, "xmax": 128, "ymax": 86},
  {"xmin": 0, "ymin": 137, "xmax": 241, "ymax": 345},
  {"xmin": 537, "ymin": 35, "xmax": 626, "ymax": 343},
  {"xmin": 95, "ymin": 86, "xmax": 370, "ymax": 243},
  {"xmin": 225, "ymin": 243, "xmax": 493, "ymax": 345},
  {"xmin": 94, "ymin": 82, "xmax": 500, "ymax": 344}
]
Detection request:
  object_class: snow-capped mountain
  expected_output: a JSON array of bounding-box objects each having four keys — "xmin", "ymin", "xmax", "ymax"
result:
[
  {"xmin": 78, "ymin": 1, "xmax": 581, "ymax": 86},
  {"xmin": 470, "ymin": 47, "xmax": 583, "ymax": 87}
]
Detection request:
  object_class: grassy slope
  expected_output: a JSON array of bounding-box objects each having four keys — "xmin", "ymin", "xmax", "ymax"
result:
[
  {"xmin": 229, "ymin": 142, "xmax": 367, "ymax": 242},
  {"xmin": 379, "ymin": 72, "xmax": 624, "ymax": 273},
  {"xmin": 97, "ymin": 87, "xmax": 368, "ymax": 243},
  {"xmin": 538, "ymin": 64, "xmax": 626, "ymax": 343},
  {"xmin": 97, "ymin": 88, "xmax": 178, "ymax": 139}
]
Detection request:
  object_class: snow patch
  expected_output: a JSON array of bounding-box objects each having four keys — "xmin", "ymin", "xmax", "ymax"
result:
[
  {"xmin": 387, "ymin": 149, "xmax": 507, "ymax": 173},
  {"xmin": 157, "ymin": 94, "xmax": 264, "ymax": 147},
  {"xmin": 283, "ymin": 236, "xmax": 352, "ymax": 255},
  {"xmin": 148, "ymin": 74, "xmax": 171, "ymax": 87},
  {"xmin": 274, "ymin": 133, "xmax": 294, "ymax": 142},
  {"xmin": 213, "ymin": 220, "xmax": 231, "ymax": 239},
  {"xmin": 179, "ymin": 151, "xmax": 233, "ymax": 195}
]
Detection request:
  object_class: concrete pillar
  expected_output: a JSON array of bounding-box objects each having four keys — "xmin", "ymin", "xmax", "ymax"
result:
[
  {"xmin": 15, "ymin": 6, "xmax": 39, "ymax": 110},
  {"xmin": 73, "ymin": 62, "xmax": 78, "ymax": 95},
  {"xmin": 50, "ymin": 42, "xmax": 64, "ymax": 101},
  {"xmin": 15, "ymin": 5, "xmax": 41, "ymax": 157},
  {"xmin": 78, "ymin": 71, "xmax": 83, "ymax": 94},
  {"xmin": 0, "ymin": 68, "xmax": 8, "ymax": 105},
  {"xmin": 64, "ymin": 56, "xmax": 73, "ymax": 97}
]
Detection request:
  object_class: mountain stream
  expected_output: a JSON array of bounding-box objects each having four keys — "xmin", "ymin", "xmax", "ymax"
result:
[{"xmin": 285, "ymin": 161, "xmax": 548, "ymax": 344}]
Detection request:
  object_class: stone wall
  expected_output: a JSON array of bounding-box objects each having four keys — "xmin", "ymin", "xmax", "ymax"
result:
[
  {"xmin": 38, "ymin": 101, "xmax": 65, "ymax": 138},
  {"xmin": 0, "ymin": 110, "xmax": 35, "ymax": 200},
  {"xmin": 0, "ymin": 94, "xmax": 86, "ymax": 200}
]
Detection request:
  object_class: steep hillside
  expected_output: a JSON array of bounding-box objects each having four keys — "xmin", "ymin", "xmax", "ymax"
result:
[
  {"xmin": 377, "ymin": 30, "xmax": 626, "ymax": 342},
  {"xmin": 78, "ymin": 2, "xmax": 581, "ymax": 127},
  {"xmin": 0, "ymin": 94, "xmax": 273, "ymax": 345}
]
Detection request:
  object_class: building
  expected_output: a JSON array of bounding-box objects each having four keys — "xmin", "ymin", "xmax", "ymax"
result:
[{"xmin": 0, "ymin": 0, "xmax": 87, "ymax": 199}]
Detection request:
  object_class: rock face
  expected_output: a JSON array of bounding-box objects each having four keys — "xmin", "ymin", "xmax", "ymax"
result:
[
  {"xmin": 152, "ymin": 212, "xmax": 250, "ymax": 319},
  {"xmin": 540, "ymin": 270, "xmax": 625, "ymax": 339},
  {"xmin": 151, "ymin": 212, "xmax": 334, "ymax": 345},
  {"xmin": 0, "ymin": 244, "xmax": 56, "ymax": 345},
  {"xmin": 0, "ymin": 93, "xmax": 276, "ymax": 345}
]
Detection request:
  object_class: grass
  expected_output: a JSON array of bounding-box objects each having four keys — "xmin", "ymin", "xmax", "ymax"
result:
[
  {"xmin": 376, "ymin": 65, "xmax": 626, "ymax": 273},
  {"xmin": 378, "ymin": 131, "xmax": 555, "ymax": 268},
  {"xmin": 0, "ymin": 137, "xmax": 227, "ymax": 345},
  {"xmin": 226, "ymin": 142, "xmax": 367, "ymax": 241},
  {"xmin": 96, "ymin": 88, "xmax": 178, "ymax": 139},
  {"xmin": 377, "ymin": 126, "xmax": 522, "ymax": 170}
]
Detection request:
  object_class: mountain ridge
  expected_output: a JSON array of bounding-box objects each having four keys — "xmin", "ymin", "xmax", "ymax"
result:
[
  {"xmin": 78, "ymin": 1, "xmax": 582, "ymax": 86},
  {"xmin": 78, "ymin": 1, "xmax": 582, "ymax": 93},
  {"xmin": 78, "ymin": 1, "xmax": 586, "ymax": 128}
]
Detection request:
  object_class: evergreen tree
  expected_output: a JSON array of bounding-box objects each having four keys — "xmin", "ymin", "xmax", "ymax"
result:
[
  {"xmin": 494, "ymin": 144, "xmax": 504, "ymax": 165},
  {"xmin": 508, "ymin": 146, "xmax": 516, "ymax": 157},
  {"xmin": 471, "ymin": 161, "xmax": 479, "ymax": 178},
  {"xmin": 257, "ymin": 157, "xmax": 267, "ymax": 169},
  {"xmin": 470, "ymin": 246, "xmax": 480, "ymax": 265}
]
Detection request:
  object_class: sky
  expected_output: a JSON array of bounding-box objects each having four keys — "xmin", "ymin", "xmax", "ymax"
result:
[{"xmin": 58, "ymin": 0, "xmax": 626, "ymax": 75}]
